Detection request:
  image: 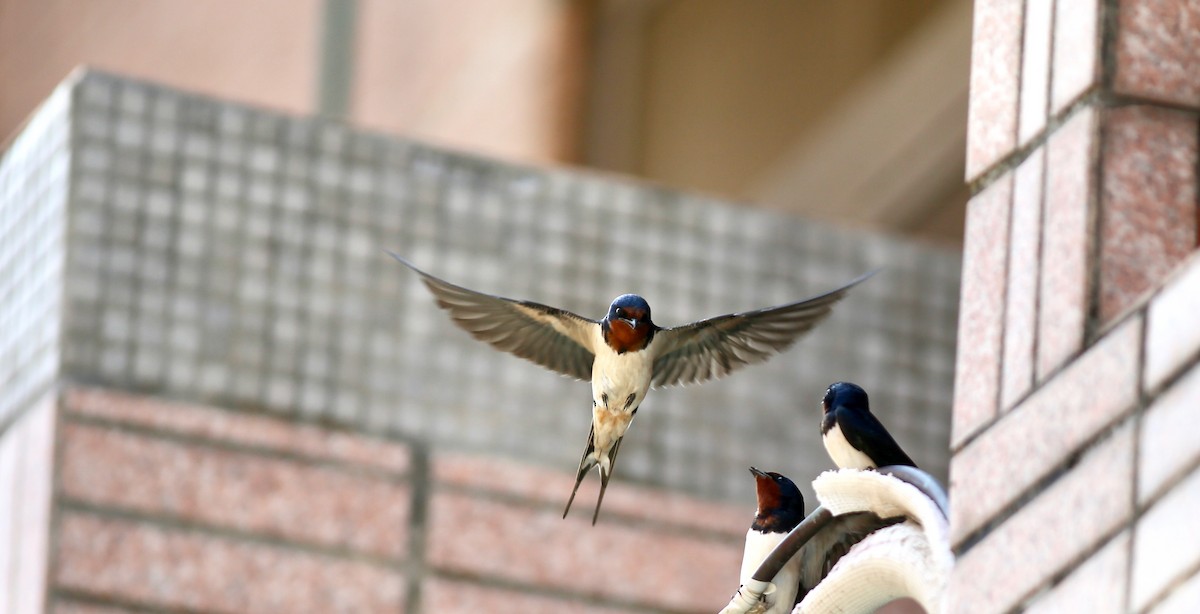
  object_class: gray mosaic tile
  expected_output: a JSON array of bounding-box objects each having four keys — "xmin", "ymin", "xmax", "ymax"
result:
[{"xmin": 1, "ymin": 71, "xmax": 962, "ymax": 505}]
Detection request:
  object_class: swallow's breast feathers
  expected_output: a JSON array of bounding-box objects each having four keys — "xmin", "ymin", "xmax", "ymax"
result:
[
  {"xmin": 602, "ymin": 318, "xmax": 655, "ymax": 354},
  {"xmin": 820, "ymin": 408, "xmax": 838, "ymax": 435}
]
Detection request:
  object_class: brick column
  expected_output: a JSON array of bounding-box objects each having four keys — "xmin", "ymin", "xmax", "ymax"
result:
[{"xmin": 950, "ymin": 0, "xmax": 1200, "ymax": 611}]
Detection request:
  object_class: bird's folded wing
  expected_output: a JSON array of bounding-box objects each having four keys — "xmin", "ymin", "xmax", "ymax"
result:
[
  {"xmin": 388, "ymin": 252, "xmax": 597, "ymax": 380},
  {"xmin": 649, "ymin": 272, "xmax": 875, "ymax": 387},
  {"xmin": 834, "ymin": 407, "xmax": 917, "ymax": 468}
]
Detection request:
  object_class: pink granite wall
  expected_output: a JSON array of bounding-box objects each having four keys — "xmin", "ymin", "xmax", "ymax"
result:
[
  {"xmin": 950, "ymin": 0, "xmax": 1200, "ymax": 611},
  {"xmin": 42, "ymin": 387, "xmax": 750, "ymax": 613}
]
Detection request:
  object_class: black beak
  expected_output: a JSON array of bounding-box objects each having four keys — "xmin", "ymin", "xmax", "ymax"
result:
[
  {"xmin": 621, "ymin": 317, "xmax": 638, "ymax": 329},
  {"xmin": 749, "ymin": 467, "xmax": 769, "ymax": 478}
]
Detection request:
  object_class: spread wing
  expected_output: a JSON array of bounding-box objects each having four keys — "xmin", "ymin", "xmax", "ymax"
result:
[
  {"xmin": 649, "ymin": 271, "xmax": 876, "ymax": 387},
  {"xmin": 387, "ymin": 251, "xmax": 597, "ymax": 380}
]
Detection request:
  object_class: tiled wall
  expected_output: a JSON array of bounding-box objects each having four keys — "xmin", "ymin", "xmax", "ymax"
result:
[
  {"xmin": 21, "ymin": 70, "xmax": 959, "ymax": 507},
  {"xmin": 0, "ymin": 80, "xmax": 69, "ymax": 430},
  {"xmin": 52, "ymin": 386, "xmax": 745, "ymax": 613},
  {"xmin": 950, "ymin": 0, "xmax": 1200, "ymax": 611}
]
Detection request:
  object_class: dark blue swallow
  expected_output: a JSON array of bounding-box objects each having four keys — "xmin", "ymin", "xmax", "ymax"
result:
[
  {"xmin": 820, "ymin": 382, "xmax": 915, "ymax": 470},
  {"xmin": 388, "ymin": 251, "xmax": 873, "ymax": 523}
]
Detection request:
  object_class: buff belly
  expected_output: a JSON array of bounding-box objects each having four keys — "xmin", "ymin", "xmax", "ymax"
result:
[{"xmin": 588, "ymin": 342, "xmax": 653, "ymax": 461}]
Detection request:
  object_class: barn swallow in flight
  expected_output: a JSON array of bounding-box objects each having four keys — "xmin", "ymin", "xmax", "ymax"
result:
[
  {"xmin": 820, "ymin": 381, "xmax": 916, "ymax": 470},
  {"xmin": 388, "ymin": 251, "xmax": 874, "ymax": 524},
  {"xmin": 738, "ymin": 468, "xmax": 806, "ymax": 613}
]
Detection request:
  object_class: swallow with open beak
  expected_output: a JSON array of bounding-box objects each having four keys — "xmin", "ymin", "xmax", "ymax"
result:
[{"xmin": 737, "ymin": 467, "xmax": 806, "ymax": 613}]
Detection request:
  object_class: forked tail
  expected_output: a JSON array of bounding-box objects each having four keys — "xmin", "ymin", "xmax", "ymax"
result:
[
  {"xmin": 561, "ymin": 426, "xmax": 625, "ymax": 525},
  {"xmin": 562, "ymin": 426, "xmax": 598, "ymax": 520},
  {"xmin": 591, "ymin": 437, "xmax": 623, "ymax": 525}
]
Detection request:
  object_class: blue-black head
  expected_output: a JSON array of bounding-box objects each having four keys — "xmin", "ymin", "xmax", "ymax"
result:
[
  {"xmin": 749, "ymin": 467, "xmax": 805, "ymax": 532},
  {"xmin": 823, "ymin": 381, "xmax": 870, "ymax": 415},
  {"xmin": 606, "ymin": 294, "xmax": 652, "ymax": 329}
]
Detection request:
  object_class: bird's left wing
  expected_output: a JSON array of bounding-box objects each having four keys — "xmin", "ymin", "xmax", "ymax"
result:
[
  {"xmin": 387, "ymin": 251, "xmax": 597, "ymax": 381},
  {"xmin": 649, "ymin": 271, "xmax": 876, "ymax": 388}
]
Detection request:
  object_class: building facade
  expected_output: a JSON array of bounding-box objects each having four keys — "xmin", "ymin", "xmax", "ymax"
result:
[{"xmin": 0, "ymin": 71, "xmax": 957, "ymax": 613}]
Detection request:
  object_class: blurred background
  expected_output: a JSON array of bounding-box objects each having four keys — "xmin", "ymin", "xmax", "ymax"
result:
[
  {"xmin": 2, "ymin": 0, "xmax": 969, "ymax": 243},
  {"xmin": 0, "ymin": 1, "xmax": 968, "ymax": 612}
]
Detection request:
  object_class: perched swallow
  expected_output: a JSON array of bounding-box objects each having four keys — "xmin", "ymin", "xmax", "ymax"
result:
[
  {"xmin": 820, "ymin": 381, "xmax": 916, "ymax": 470},
  {"xmin": 388, "ymin": 251, "xmax": 873, "ymax": 523},
  {"xmin": 796, "ymin": 511, "xmax": 905, "ymax": 602},
  {"xmin": 738, "ymin": 468, "xmax": 806, "ymax": 613}
]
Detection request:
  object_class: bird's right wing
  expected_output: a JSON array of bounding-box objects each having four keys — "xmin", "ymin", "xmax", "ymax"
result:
[
  {"xmin": 388, "ymin": 251, "xmax": 597, "ymax": 381},
  {"xmin": 649, "ymin": 271, "xmax": 876, "ymax": 387}
]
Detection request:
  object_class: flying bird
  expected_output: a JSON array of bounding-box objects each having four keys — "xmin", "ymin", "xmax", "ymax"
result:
[
  {"xmin": 737, "ymin": 467, "xmax": 806, "ymax": 613},
  {"xmin": 388, "ymin": 251, "xmax": 873, "ymax": 523},
  {"xmin": 820, "ymin": 381, "xmax": 916, "ymax": 470}
]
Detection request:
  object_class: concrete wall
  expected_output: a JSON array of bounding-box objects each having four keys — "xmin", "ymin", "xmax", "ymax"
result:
[
  {"xmin": 2, "ymin": 0, "xmax": 972, "ymax": 245},
  {"xmin": 635, "ymin": 0, "xmax": 947, "ymax": 197},
  {"xmin": 0, "ymin": 395, "xmax": 55, "ymax": 614},
  {"xmin": 0, "ymin": 0, "xmax": 586, "ymax": 165}
]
